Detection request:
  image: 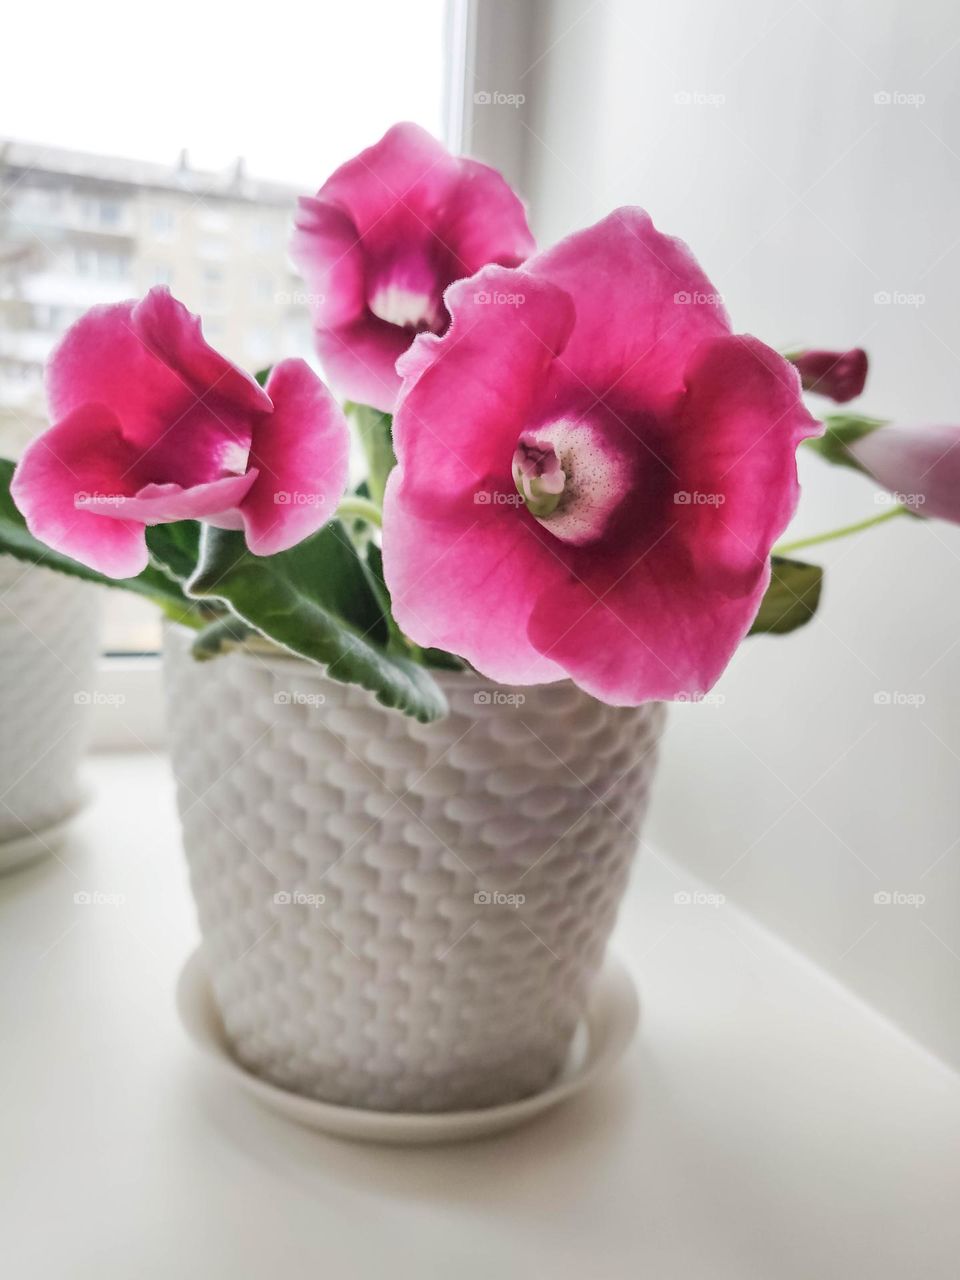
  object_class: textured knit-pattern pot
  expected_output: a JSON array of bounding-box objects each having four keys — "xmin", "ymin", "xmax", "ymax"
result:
[
  {"xmin": 164, "ymin": 625, "xmax": 665, "ymax": 1112},
  {"xmin": 0, "ymin": 559, "xmax": 100, "ymax": 845}
]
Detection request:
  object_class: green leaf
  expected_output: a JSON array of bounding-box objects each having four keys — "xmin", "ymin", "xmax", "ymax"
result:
[
  {"xmin": 0, "ymin": 457, "xmax": 199, "ymax": 618},
  {"xmin": 346, "ymin": 402, "xmax": 396, "ymax": 506},
  {"xmin": 145, "ymin": 521, "xmax": 200, "ymax": 581},
  {"xmin": 805, "ymin": 414, "xmax": 887, "ymax": 473},
  {"xmin": 254, "ymin": 366, "xmax": 272, "ymax": 388},
  {"xmin": 191, "ymin": 613, "xmax": 254, "ymax": 661},
  {"xmin": 186, "ymin": 521, "xmax": 448, "ymax": 722},
  {"xmin": 750, "ymin": 556, "xmax": 824, "ymax": 636}
]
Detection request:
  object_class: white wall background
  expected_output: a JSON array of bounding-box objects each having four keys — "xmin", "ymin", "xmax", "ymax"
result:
[{"xmin": 466, "ymin": 0, "xmax": 960, "ymax": 1066}]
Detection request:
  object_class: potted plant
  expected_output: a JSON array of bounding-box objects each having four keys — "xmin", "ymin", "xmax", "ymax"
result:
[
  {"xmin": 1, "ymin": 123, "xmax": 952, "ymax": 1109},
  {"xmin": 0, "ymin": 454, "xmax": 101, "ymax": 868}
]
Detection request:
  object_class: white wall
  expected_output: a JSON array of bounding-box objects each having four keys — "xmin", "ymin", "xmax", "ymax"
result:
[{"xmin": 470, "ymin": 0, "xmax": 960, "ymax": 1066}]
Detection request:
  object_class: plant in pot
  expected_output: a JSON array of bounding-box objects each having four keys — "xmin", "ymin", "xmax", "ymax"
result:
[
  {"xmin": 1, "ymin": 123, "xmax": 953, "ymax": 1112},
  {"xmin": 0, "ymin": 463, "xmax": 101, "ymax": 869}
]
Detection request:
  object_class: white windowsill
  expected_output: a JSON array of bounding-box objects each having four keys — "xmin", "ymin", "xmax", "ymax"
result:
[{"xmin": 3, "ymin": 751, "xmax": 958, "ymax": 1277}]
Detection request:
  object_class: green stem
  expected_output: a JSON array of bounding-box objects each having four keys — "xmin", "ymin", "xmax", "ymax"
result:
[
  {"xmin": 774, "ymin": 504, "xmax": 910, "ymax": 554},
  {"xmin": 336, "ymin": 496, "xmax": 383, "ymax": 528}
]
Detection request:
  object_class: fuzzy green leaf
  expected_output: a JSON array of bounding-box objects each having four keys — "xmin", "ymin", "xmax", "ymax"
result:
[{"xmin": 186, "ymin": 521, "xmax": 447, "ymax": 722}]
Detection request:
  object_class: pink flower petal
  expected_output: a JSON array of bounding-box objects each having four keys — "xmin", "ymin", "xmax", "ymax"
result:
[
  {"xmin": 392, "ymin": 267, "xmax": 576, "ymax": 510},
  {"xmin": 290, "ymin": 197, "xmax": 366, "ymax": 330},
  {"xmin": 526, "ymin": 544, "xmax": 768, "ymax": 703},
  {"xmin": 526, "ymin": 208, "xmax": 730, "ymax": 414},
  {"xmin": 314, "ymin": 313, "xmax": 413, "ymax": 414},
  {"xmin": 671, "ymin": 335, "xmax": 820, "ymax": 594},
  {"xmin": 239, "ymin": 359, "xmax": 351, "ymax": 555},
  {"xmin": 46, "ymin": 298, "xmax": 183, "ymax": 441},
  {"xmin": 46, "ymin": 288, "xmax": 261, "ymax": 488},
  {"xmin": 319, "ymin": 122, "xmax": 458, "ymax": 238},
  {"xmin": 438, "ymin": 156, "xmax": 536, "ymax": 276},
  {"xmin": 382, "ymin": 491, "xmax": 568, "ymax": 685},
  {"xmin": 524, "ymin": 339, "xmax": 818, "ymax": 701},
  {"xmin": 11, "ymin": 404, "xmax": 148, "ymax": 578},
  {"xmin": 131, "ymin": 288, "xmax": 271, "ymax": 414},
  {"xmin": 87, "ymin": 472, "xmax": 258, "ymax": 526},
  {"xmin": 384, "ymin": 269, "xmax": 576, "ymax": 679}
]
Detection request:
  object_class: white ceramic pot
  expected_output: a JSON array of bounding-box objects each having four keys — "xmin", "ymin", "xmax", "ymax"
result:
[
  {"xmin": 0, "ymin": 559, "xmax": 100, "ymax": 858},
  {"xmin": 163, "ymin": 625, "xmax": 665, "ymax": 1112}
]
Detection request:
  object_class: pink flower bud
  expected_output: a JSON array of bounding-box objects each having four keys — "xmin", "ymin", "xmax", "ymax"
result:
[
  {"xmin": 847, "ymin": 425, "xmax": 960, "ymax": 523},
  {"xmin": 789, "ymin": 348, "xmax": 868, "ymax": 403}
]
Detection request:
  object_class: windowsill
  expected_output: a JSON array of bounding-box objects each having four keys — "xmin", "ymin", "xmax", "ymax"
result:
[{"xmin": 4, "ymin": 751, "xmax": 959, "ymax": 1277}]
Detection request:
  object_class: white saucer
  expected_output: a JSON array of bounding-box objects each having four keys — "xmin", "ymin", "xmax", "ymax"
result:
[{"xmin": 176, "ymin": 947, "xmax": 639, "ymax": 1145}]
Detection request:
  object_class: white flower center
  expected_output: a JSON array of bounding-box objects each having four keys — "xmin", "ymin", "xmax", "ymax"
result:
[
  {"xmin": 513, "ymin": 419, "xmax": 631, "ymax": 545},
  {"xmin": 369, "ymin": 283, "xmax": 441, "ymax": 331}
]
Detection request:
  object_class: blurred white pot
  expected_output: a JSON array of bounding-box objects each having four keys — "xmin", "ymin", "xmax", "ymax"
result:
[
  {"xmin": 163, "ymin": 624, "xmax": 664, "ymax": 1113},
  {"xmin": 0, "ymin": 559, "xmax": 100, "ymax": 867}
]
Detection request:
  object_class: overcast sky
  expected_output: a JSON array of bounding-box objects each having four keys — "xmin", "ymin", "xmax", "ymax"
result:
[{"xmin": 2, "ymin": 0, "xmax": 446, "ymax": 186}]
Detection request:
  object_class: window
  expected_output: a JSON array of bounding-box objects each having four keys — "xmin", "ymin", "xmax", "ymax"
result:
[
  {"xmin": 251, "ymin": 219, "xmax": 276, "ymax": 252},
  {"xmin": 149, "ymin": 262, "xmax": 173, "ymax": 287},
  {"xmin": 150, "ymin": 208, "xmax": 176, "ymax": 237},
  {"xmin": 198, "ymin": 236, "xmax": 228, "ymax": 261},
  {"xmin": 0, "ymin": 0, "xmax": 449, "ymax": 663}
]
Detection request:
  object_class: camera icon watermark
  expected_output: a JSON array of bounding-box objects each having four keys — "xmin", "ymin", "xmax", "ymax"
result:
[
  {"xmin": 273, "ymin": 889, "xmax": 326, "ymax": 908},
  {"xmin": 673, "ymin": 889, "xmax": 726, "ymax": 907},
  {"xmin": 274, "ymin": 690, "xmax": 326, "ymax": 708},
  {"xmin": 74, "ymin": 889, "xmax": 125, "ymax": 906},
  {"xmin": 473, "ymin": 89, "xmax": 526, "ymax": 108},
  {"xmin": 873, "ymin": 690, "xmax": 925, "ymax": 707},
  {"xmin": 73, "ymin": 690, "xmax": 126, "ymax": 707},
  {"xmin": 473, "ymin": 289, "xmax": 525, "ymax": 307},
  {"xmin": 873, "ymin": 290, "xmax": 925, "ymax": 308},
  {"xmin": 674, "ymin": 90, "xmax": 725, "ymax": 107},
  {"xmin": 673, "ymin": 490, "xmax": 726, "ymax": 506},
  {"xmin": 875, "ymin": 490, "xmax": 924, "ymax": 507},
  {"xmin": 474, "ymin": 489, "xmax": 523, "ymax": 506},
  {"xmin": 274, "ymin": 491, "xmax": 326, "ymax": 506},
  {"xmin": 474, "ymin": 889, "xmax": 526, "ymax": 907},
  {"xmin": 874, "ymin": 90, "xmax": 925, "ymax": 108},
  {"xmin": 674, "ymin": 290, "xmax": 725, "ymax": 306},
  {"xmin": 873, "ymin": 890, "xmax": 925, "ymax": 907},
  {"xmin": 473, "ymin": 690, "xmax": 525, "ymax": 706},
  {"xmin": 274, "ymin": 288, "xmax": 325, "ymax": 306}
]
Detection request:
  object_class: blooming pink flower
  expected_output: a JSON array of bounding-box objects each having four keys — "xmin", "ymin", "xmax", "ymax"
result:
[
  {"xmin": 290, "ymin": 122, "xmax": 535, "ymax": 413},
  {"xmin": 383, "ymin": 210, "xmax": 820, "ymax": 703},
  {"xmin": 789, "ymin": 347, "xmax": 868, "ymax": 403},
  {"xmin": 847, "ymin": 424, "xmax": 960, "ymax": 522},
  {"xmin": 11, "ymin": 288, "xmax": 349, "ymax": 578}
]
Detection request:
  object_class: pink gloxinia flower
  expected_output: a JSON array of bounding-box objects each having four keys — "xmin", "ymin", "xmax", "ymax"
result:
[
  {"xmin": 847, "ymin": 424, "xmax": 960, "ymax": 522},
  {"xmin": 290, "ymin": 122, "xmax": 535, "ymax": 413},
  {"xmin": 382, "ymin": 209, "xmax": 820, "ymax": 703},
  {"xmin": 11, "ymin": 288, "xmax": 349, "ymax": 578},
  {"xmin": 789, "ymin": 347, "xmax": 868, "ymax": 403}
]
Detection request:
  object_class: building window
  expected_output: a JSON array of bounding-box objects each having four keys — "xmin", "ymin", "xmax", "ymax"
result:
[
  {"xmin": 151, "ymin": 208, "xmax": 176, "ymax": 237},
  {"xmin": 252, "ymin": 220, "xmax": 276, "ymax": 251},
  {"xmin": 98, "ymin": 200, "xmax": 123, "ymax": 227},
  {"xmin": 198, "ymin": 236, "xmax": 228, "ymax": 260}
]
